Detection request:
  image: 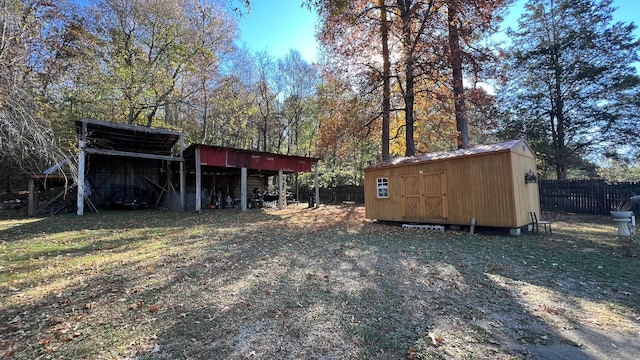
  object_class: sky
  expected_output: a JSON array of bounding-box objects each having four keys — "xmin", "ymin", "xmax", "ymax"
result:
[
  {"xmin": 236, "ymin": 1, "xmax": 318, "ymax": 63},
  {"xmin": 236, "ymin": 0, "xmax": 640, "ymax": 64}
]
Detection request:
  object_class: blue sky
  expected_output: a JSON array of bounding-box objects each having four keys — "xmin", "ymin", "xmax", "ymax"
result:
[
  {"xmin": 236, "ymin": 1, "xmax": 318, "ymax": 63},
  {"xmin": 236, "ymin": 0, "xmax": 640, "ymax": 63}
]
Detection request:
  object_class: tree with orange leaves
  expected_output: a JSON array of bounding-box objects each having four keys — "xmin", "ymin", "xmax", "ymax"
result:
[{"xmin": 308, "ymin": 0, "xmax": 507, "ymax": 157}]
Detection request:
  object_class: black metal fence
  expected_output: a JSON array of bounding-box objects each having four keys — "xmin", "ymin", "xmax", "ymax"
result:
[{"xmin": 539, "ymin": 180, "xmax": 640, "ymax": 215}]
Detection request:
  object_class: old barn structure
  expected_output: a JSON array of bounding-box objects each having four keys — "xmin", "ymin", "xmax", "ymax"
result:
[
  {"xmin": 75, "ymin": 119, "xmax": 185, "ymax": 215},
  {"xmin": 180, "ymin": 145, "xmax": 319, "ymax": 212},
  {"xmin": 71, "ymin": 119, "xmax": 319, "ymax": 215},
  {"xmin": 364, "ymin": 139, "xmax": 540, "ymax": 234}
]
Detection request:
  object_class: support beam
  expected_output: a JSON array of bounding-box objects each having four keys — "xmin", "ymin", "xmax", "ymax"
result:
[
  {"xmin": 195, "ymin": 147, "xmax": 201, "ymax": 213},
  {"xmin": 180, "ymin": 161, "xmax": 185, "ymax": 212},
  {"xmin": 314, "ymin": 162, "xmax": 320, "ymax": 208},
  {"xmin": 77, "ymin": 144, "xmax": 86, "ymax": 216},
  {"xmin": 82, "ymin": 148, "xmax": 183, "ymax": 162},
  {"xmin": 241, "ymin": 167, "xmax": 247, "ymax": 212},
  {"xmin": 28, "ymin": 177, "xmax": 35, "ymax": 216},
  {"xmin": 278, "ymin": 170, "xmax": 284, "ymax": 209},
  {"xmin": 180, "ymin": 135, "xmax": 185, "ymax": 212}
]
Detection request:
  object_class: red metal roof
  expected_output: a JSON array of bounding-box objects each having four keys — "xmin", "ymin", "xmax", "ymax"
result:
[{"xmin": 188, "ymin": 145, "xmax": 319, "ymax": 173}]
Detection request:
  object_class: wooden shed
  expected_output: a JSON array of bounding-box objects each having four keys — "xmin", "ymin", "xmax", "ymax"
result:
[{"xmin": 364, "ymin": 139, "xmax": 540, "ymax": 234}]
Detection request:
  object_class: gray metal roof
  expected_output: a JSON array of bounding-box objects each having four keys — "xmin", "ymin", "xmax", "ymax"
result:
[{"xmin": 367, "ymin": 139, "xmax": 532, "ymax": 169}]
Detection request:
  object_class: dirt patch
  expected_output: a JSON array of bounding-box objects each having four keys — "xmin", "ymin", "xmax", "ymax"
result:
[{"xmin": 1, "ymin": 205, "xmax": 638, "ymax": 359}]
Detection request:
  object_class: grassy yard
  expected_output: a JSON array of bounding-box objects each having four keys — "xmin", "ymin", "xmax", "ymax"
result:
[{"xmin": 1, "ymin": 205, "xmax": 639, "ymax": 359}]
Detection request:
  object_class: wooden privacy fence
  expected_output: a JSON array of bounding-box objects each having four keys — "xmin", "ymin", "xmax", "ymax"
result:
[
  {"xmin": 539, "ymin": 180, "xmax": 640, "ymax": 215},
  {"xmin": 300, "ymin": 185, "xmax": 365, "ymax": 204}
]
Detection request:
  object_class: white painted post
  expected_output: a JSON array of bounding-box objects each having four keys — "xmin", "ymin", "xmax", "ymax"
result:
[
  {"xmin": 314, "ymin": 162, "xmax": 320, "ymax": 208},
  {"xmin": 278, "ymin": 170, "xmax": 284, "ymax": 209},
  {"xmin": 195, "ymin": 147, "xmax": 201, "ymax": 213},
  {"xmin": 179, "ymin": 135, "xmax": 185, "ymax": 212},
  {"xmin": 241, "ymin": 167, "xmax": 248, "ymax": 212},
  {"xmin": 77, "ymin": 141, "xmax": 86, "ymax": 216}
]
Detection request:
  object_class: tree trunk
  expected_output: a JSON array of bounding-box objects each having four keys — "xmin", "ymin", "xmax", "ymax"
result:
[
  {"xmin": 379, "ymin": 0, "xmax": 390, "ymax": 161},
  {"xmin": 3, "ymin": 174, "xmax": 10, "ymax": 195},
  {"xmin": 128, "ymin": 103, "xmax": 136, "ymax": 125},
  {"xmin": 448, "ymin": 1, "xmax": 469, "ymax": 149},
  {"xmin": 551, "ymin": 29, "xmax": 567, "ymax": 180},
  {"xmin": 403, "ymin": 8, "xmax": 415, "ymax": 157},
  {"xmin": 200, "ymin": 78, "xmax": 208, "ymax": 143},
  {"xmin": 554, "ymin": 73, "xmax": 567, "ymax": 180}
]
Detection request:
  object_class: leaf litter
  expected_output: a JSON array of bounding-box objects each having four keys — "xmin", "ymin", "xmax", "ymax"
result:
[{"xmin": 0, "ymin": 205, "xmax": 638, "ymax": 359}]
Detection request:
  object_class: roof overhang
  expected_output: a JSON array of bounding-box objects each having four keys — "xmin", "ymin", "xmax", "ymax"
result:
[
  {"xmin": 186, "ymin": 144, "xmax": 319, "ymax": 174},
  {"xmin": 365, "ymin": 139, "xmax": 532, "ymax": 171},
  {"xmin": 75, "ymin": 119, "xmax": 184, "ymax": 161}
]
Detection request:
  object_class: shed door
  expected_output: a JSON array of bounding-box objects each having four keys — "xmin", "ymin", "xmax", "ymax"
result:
[
  {"xmin": 400, "ymin": 172, "xmax": 447, "ymax": 221},
  {"xmin": 423, "ymin": 172, "xmax": 447, "ymax": 220},
  {"xmin": 401, "ymin": 175, "xmax": 422, "ymax": 220}
]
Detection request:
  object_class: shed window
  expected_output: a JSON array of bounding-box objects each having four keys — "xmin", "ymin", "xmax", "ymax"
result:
[{"xmin": 377, "ymin": 177, "xmax": 389, "ymax": 198}]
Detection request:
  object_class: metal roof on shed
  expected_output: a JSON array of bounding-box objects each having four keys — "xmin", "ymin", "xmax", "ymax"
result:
[
  {"xmin": 366, "ymin": 139, "xmax": 534, "ymax": 170},
  {"xmin": 75, "ymin": 118, "xmax": 182, "ymax": 156},
  {"xmin": 186, "ymin": 144, "xmax": 319, "ymax": 174}
]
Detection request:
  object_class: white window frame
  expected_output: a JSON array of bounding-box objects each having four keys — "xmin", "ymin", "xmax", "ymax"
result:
[{"xmin": 377, "ymin": 177, "xmax": 389, "ymax": 198}]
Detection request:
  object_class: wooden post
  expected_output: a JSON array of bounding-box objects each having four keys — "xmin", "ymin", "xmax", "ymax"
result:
[
  {"xmin": 278, "ymin": 170, "xmax": 284, "ymax": 209},
  {"xmin": 195, "ymin": 147, "xmax": 201, "ymax": 213},
  {"xmin": 314, "ymin": 162, "xmax": 320, "ymax": 208},
  {"xmin": 28, "ymin": 177, "xmax": 35, "ymax": 216},
  {"xmin": 241, "ymin": 167, "xmax": 247, "ymax": 212},
  {"xmin": 179, "ymin": 135, "xmax": 185, "ymax": 212},
  {"xmin": 77, "ymin": 142, "xmax": 86, "ymax": 216},
  {"xmin": 295, "ymin": 173, "xmax": 299, "ymax": 205}
]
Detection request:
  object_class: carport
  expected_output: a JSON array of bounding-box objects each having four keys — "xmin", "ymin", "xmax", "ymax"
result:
[{"xmin": 185, "ymin": 145, "xmax": 320, "ymax": 212}]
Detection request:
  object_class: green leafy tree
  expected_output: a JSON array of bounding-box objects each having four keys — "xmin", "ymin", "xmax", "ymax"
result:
[
  {"xmin": 72, "ymin": 0, "xmax": 237, "ymax": 127},
  {"xmin": 278, "ymin": 49, "xmax": 319, "ymax": 156},
  {"xmin": 497, "ymin": 0, "xmax": 640, "ymax": 179},
  {"xmin": 0, "ymin": 0, "xmax": 76, "ymax": 176}
]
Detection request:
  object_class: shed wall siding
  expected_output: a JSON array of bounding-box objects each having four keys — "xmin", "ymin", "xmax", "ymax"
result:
[
  {"xmin": 510, "ymin": 151, "xmax": 540, "ymax": 227},
  {"xmin": 365, "ymin": 142, "xmax": 540, "ymax": 228}
]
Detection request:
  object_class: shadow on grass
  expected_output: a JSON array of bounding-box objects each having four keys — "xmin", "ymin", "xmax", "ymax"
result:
[
  {"xmin": 0, "ymin": 207, "xmax": 284, "ymax": 243},
  {"xmin": 131, "ymin": 211, "xmax": 638, "ymax": 359},
  {"xmin": 134, "ymin": 228, "xmax": 596, "ymax": 358},
  {"xmin": 1, "ymin": 207, "xmax": 638, "ymax": 359}
]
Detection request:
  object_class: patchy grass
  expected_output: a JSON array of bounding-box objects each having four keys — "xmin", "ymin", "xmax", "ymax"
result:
[{"xmin": 1, "ymin": 205, "xmax": 639, "ymax": 359}]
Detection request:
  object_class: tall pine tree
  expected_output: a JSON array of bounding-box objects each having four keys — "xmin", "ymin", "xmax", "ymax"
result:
[{"xmin": 498, "ymin": 0, "xmax": 640, "ymax": 179}]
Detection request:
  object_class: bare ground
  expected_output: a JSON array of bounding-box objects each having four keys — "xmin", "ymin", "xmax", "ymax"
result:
[{"xmin": 1, "ymin": 205, "xmax": 638, "ymax": 359}]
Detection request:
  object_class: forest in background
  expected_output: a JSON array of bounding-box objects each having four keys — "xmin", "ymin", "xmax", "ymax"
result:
[{"xmin": 1, "ymin": 0, "xmax": 639, "ymax": 195}]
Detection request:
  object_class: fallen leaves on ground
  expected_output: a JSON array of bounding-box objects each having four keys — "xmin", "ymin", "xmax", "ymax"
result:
[{"xmin": 0, "ymin": 206, "xmax": 638, "ymax": 359}]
